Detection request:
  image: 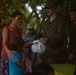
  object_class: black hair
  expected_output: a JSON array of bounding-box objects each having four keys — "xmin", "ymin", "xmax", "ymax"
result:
[
  {"xmin": 28, "ymin": 27, "xmax": 36, "ymax": 35},
  {"xmin": 70, "ymin": 9, "xmax": 76, "ymax": 13},
  {"xmin": 11, "ymin": 10, "xmax": 23, "ymax": 18},
  {"xmin": 11, "ymin": 38, "xmax": 24, "ymax": 50},
  {"xmin": 32, "ymin": 63, "xmax": 54, "ymax": 75}
]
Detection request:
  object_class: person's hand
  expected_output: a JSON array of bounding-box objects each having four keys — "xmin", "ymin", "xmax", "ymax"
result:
[
  {"xmin": 67, "ymin": 53, "xmax": 74, "ymax": 61},
  {"xmin": 39, "ymin": 37, "xmax": 47, "ymax": 44},
  {"xmin": 7, "ymin": 50, "xmax": 14, "ymax": 59},
  {"xmin": 28, "ymin": 41, "xmax": 33, "ymax": 45}
]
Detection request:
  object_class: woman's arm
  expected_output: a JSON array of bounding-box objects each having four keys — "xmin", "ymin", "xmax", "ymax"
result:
[{"xmin": 2, "ymin": 27, "xmax": 13, "ymax": 58}]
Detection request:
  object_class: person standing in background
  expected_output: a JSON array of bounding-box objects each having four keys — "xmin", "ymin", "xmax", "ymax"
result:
[
  {"xmin": 41, "ymin": 1, "xmax": 67, "ymax": 64},
  {"xmin": 67, "ymin": 9, "xmax": 76, "ymax": 64},
  {"xmin": 23, "ymin": 27, "xmax": 37, "ymax": 69}
]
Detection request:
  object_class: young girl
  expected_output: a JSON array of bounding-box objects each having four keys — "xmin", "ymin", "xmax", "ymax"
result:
[{"xmin": 9, "ymin": 38, "xmax": 26, "ymax": 75}]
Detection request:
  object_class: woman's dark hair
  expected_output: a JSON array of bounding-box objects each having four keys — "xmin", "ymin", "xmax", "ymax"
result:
[
  {"xmin": 11, "ymin": 10, "xmax": 23, "ymax": 18},
  {"xmin": 32, "ymin": 63, "xmax": 54, "ymax": 75},
  {"xmin": 11, "ymin": 38, "xmax": 24, "ymax": 50}
]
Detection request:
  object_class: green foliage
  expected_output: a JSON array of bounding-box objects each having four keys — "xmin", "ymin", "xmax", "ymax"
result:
[{"xmin": 0, "ymin": 0, "xmax": 76, "ymax": 35}]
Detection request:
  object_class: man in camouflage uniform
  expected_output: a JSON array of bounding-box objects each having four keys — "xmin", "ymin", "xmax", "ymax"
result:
[
  {"xmin": 41, "ymin": 2, "xmax": 67, "ymax": 64},
  {"xmin": 67, "ymin": 9, "xmax": 76, "ymax": 64}
]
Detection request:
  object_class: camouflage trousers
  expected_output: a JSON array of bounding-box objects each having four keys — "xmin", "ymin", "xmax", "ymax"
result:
[{"xmin": 41, "ymin": 45, "xmax": 67, "ymax": 64}]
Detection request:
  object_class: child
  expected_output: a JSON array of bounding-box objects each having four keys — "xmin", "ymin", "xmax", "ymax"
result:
[{"xmin": 9, "ymin": 38, "xmax": 26, "ymax": 75}]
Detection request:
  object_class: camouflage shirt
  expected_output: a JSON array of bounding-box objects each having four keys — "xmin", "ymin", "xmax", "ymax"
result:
[{"xmin": 41, "ymin": 16, "xmax": 67, "ymax": 64}]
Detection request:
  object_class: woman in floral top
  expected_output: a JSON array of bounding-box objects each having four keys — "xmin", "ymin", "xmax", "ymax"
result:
[{"xmin": 0, "ymin": 11, "xmax": 23, "ymax": 75}]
